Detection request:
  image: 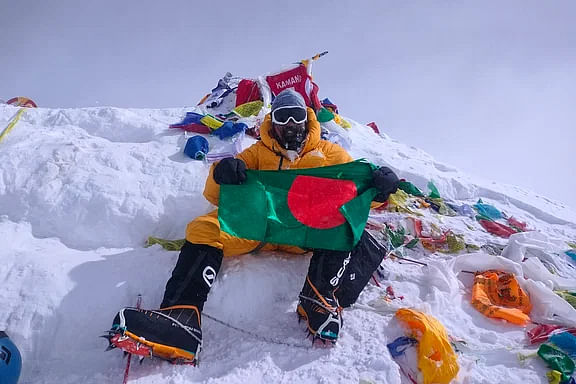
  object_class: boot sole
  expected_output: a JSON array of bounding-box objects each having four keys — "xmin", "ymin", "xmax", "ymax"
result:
[{"xmin": 111, "ymin": 331, "xmax": 197, "ymax": 365}]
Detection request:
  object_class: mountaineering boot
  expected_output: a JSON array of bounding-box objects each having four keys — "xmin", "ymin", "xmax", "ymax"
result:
[
  {"xmin": 297, "ymin": 248, "xmax": 351, "ymax": 343},
  {"xmin": 109, "ymin": 305, "xmax": 202, "ymax": 364},
  {"xmin": 107, "ymin": 242, "xmax": 223, "ymax": 364},
  {"xmin": 335, "ymin": 231, "xmax": 387, "ymax": 308},
  {"xmin": 298, "ymin": 276, "xmax": 342, "ymax": 343}
]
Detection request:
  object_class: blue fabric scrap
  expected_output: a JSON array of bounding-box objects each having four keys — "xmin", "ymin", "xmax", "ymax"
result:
[
  {"xmin": 211, "ymin": 122, "xmax": 247, "ymax": 140},
  {"xmin": 387, "ymin": 336, "xmax": 418, "ymax": 358},
  {"xmin": 473, "ymin": 199, "xmax": 503, "ymax": 221},
  {"xmin": 550, "ymin": 332, "xmax": 576, "ymax": 358}
]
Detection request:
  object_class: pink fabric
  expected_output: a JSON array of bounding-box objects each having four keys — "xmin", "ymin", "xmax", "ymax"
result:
[
  {"xmin": 507, "ymin": 217, "xmax": 527, "ymax": 231},
  {"xmin": 527, "ymin": 324, "xmax": 576, "ymax": 344},
  {"xmin": 170, "ymin": 123, "xmax": 212, "ymax": 134}
]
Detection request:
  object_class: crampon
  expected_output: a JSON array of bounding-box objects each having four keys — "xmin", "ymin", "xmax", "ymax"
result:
[
  {"xmin": 102, "ymin": 329, "xmax": 197, "ymax": 366},
  {"xmin": 297, "ymin": 303, "xmax": 340, "ymax": 347},
  {"xmin": 102, "ymin": 306, "xmax": 202, "ymax": 366}
]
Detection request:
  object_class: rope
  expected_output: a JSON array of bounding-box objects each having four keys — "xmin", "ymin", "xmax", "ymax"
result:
[
  {"xmin": 0, "ymin": 108, "xmax": 26, "ymax": 144},
  {"xmin": 202, "ymin": 312, "xmax": 311, "ymax": 349}
]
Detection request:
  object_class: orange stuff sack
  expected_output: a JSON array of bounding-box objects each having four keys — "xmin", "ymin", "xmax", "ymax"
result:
[
  {"xmin": 471, "ymin": 270, "xmax": 532, "ymax": 326},
  {"xmin": 395, "ymin": 309, "xmax": 459, "ymax": 384}
]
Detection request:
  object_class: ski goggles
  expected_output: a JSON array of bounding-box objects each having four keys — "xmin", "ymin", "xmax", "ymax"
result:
[{"xmin": 271, "ymin": 106, "xmax": 307, "ymax": 125}]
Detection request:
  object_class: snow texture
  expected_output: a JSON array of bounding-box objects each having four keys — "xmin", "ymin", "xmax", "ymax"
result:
[{"xmin": 1, "ymin": 103, "xmax": 575, "ymax": 383}]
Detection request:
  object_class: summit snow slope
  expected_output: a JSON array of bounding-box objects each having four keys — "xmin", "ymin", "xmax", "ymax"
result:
[{"xmin": 1, "ymin": 104, "xmax": 575, "ymax": 383}]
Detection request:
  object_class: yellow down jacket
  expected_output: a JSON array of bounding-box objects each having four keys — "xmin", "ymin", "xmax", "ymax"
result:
[{"xmin": 185, "ymin": 108, "xmax": 355, "ymax": 256}]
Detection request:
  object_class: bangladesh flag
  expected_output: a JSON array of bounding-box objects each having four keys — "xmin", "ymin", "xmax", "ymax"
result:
[{"xmin": 218, "ymin": 160, "xmax": 379, "ymax": 251}]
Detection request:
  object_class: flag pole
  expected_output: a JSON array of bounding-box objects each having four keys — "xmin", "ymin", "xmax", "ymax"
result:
[{"xmin": 298, "ymin": 51, "xmax": 329, "ymax": 77}]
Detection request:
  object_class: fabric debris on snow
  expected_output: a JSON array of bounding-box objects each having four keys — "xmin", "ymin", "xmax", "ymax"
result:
[
  {"xmin": 386, "ymin": 336, "xmax": 420, "ymax": 384},
  {"xmin": 480, "ymin": 243, "xmax": 506, "ymax": 256},
  {"xmin": 546, "ymin": 370, "xmax": 564, "ymax": 384},
  {"xmin": 199, "ymin": 72, "xmax": 240, "ymax": 111},
  {"xmin": 235, "ymin": 79, "xmax": 261, "ymax": 107},
  {"xmin": 425, "ymin": 197, "xmax": 458, "ymax": 216},
  {"xmin": 146, "ymin": 237, "xmax": 185, "ymax": 251},
  {"xmin": 387, "ymin": 336, "xmax": 418, "ymax": 358},
  {"xmin": 173, "ymin": 123, "xmax": 212, "ymax": 134},
  {"xmin": 169, "ymin": 112, "xmax": 207, "ymax": 131},
  {"xmin": 316, "ymin": 107, "xmax": 335, "ymax": 123},
  {"xmin": 427, "ymin": 181, "xmax": 441, "ymax": 199},
  {"xmin": 527, "ymin": 324, "xmax": 576, "ymax": 345},
  {"xmin": 405, "ymin": 217, "xmax": 452, "ymax": 252},
  {"xmin": 507, "ymin": 217, "xmax": 528, "ymax": 231},
  {"xmin": 537, "ymin": 343, "xmax": 575, "ymax": 382},
  {"xmin": 200, "ymin": 114, "xmax": 225, "ymax": 129},
  {"xmin": 471, "ymin": 270, "xmax": 532, "ymax": 326},
  {"xmin": 395, "ymin": 308, "xmax": 459, "ymax": 384},
  {"xmin": 473, "ymin": 199, "xmax": 503, "ymax": 221},
  {"xmin": 211, "ymin": 122, "xmax": 247, "ymax": 140},
  {"xmin": 478, "ymin": 219, "xmax": 518, "ymax": 238},
  {"xmin": 549, "ymin": 332, "xmax": 576, "ymax": 358},
  {"xmin": 366, "ymin": 122, "xmax": 380, "ymax": 134},
  {"xmin": 556, "ymin": 291, "xmax": 576, "ymax": 309},
  {"xmin": 446, "ymin": 202, "xmax": 476, "ymax": 218},
  {"xmin": 232, "ymin": 100, "xmax": 264, "ymax": 117},
  {"xmin": 183, "ymin": 135, "xmax": 209, "ymax": 160},
  {"xmin": 386, "ymin": 189, "xmax": 423, "ymax": 216},
  {"xmin": 445, "ymin": 233, "xmax": 467, "ymax": 253},
  {"xmin": 398, "ymin": 180, "xmax": 424, "ymax": 197},
  {"xmin": 321, "ymin": 97, "xmax": 338, "ymax": 114}
]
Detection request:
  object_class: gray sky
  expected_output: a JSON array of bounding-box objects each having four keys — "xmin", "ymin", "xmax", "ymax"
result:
[{"xmin": 2, "ymin": 0, "xmax": 575, "ymax": 208}]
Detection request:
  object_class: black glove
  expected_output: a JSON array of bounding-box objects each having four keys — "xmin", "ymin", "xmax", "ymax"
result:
[
  {"xmin": 213, "ymin": 157, "xmax": 247, "ymax": 185},
  {"xmin": 373, "ymin": 166, "xmax": 399, "ymax": 202}
]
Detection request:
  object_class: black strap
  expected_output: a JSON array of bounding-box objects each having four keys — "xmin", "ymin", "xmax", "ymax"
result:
[{"xmin": 250, "ymin": 242, "xmax": 268, "ymax": 254}]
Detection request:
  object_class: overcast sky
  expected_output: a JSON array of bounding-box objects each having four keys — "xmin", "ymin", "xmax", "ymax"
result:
[{"xmin": 2, "ymin": 0, "xmax": 575, "ymax": 208}]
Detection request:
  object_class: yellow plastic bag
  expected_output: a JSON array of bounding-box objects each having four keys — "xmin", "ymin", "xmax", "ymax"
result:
[{"xmin": 395, "ymin": 309, "xmax": 459, "ymax": 384}]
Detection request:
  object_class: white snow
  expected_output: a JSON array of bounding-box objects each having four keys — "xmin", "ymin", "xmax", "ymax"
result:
[{"xmin": 1, "ymin": 103, "xmax": 575, "ymax": 383}]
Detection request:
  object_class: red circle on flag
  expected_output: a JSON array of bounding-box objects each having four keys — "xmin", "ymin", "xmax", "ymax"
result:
[{"xmin": 287, "ymin": 175, "xmax": 358, "ymax": 229}]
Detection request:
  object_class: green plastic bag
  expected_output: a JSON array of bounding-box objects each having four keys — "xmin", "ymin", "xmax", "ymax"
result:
[{"xmin": 537, "ymin": 343, "xmax": 575, "ymax": 382}]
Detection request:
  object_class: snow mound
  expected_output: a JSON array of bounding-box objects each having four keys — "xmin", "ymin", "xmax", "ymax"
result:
[{"xmin": 1, "ymin": 104, "xmax": 575, "ymax": 383}]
